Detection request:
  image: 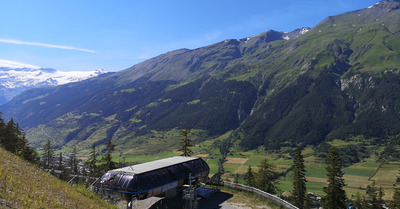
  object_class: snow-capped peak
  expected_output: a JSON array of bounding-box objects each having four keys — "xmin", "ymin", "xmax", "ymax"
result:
[
  {"xmin": 0, "ymin": 67, "xmax": 107, "ymax": 88},
  {"xmin": 0, "ymin": 59, "xmax": 108, "ymax": 104}
]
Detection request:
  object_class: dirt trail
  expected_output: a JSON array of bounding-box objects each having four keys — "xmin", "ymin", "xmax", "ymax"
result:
[{"xmin": 231, "ymin": 155, "xmax": 251, "ymax": 174}]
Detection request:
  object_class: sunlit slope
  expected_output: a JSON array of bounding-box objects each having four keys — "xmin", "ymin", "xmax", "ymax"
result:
[{"xmin": 0, "ymin": 148, "xmax": 116, "ymax": 209}]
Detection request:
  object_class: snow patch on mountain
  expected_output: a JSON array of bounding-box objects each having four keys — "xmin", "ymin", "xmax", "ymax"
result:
[
  {"xmin": 299, "ymin": 28, "xmax": 310, "ymax": 34},
  {"xmin": 282, "ymin": 27, "xmax": 311, "ymax": 40},
  {"xmin": 0, "ymin": 67, "xmax": 107, "ymax": 89}
]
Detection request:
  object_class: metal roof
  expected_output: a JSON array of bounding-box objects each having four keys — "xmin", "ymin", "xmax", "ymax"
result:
[{"xmin": 109, "ymin": 156, "xmax": 200, "ymax": 174}]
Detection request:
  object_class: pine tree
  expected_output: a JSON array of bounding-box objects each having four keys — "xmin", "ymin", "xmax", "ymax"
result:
[
  {"xmin": 304, "ymin": 193, "xmax": 311, "ymax": 209},
  {"xmin": 2, "ymin": 118, "xmax": 15, "ymax": 152},
  {"xmin": 389, "ymin": 187, "xmax": 400, "ymax": 208},
  {"xmin": 378, "ymin": 186, "xmax": 384, "ymax": 208},
  {"xmin": 257, "ymin": 158, "xmax": 276, "ymax": 194},
  {"xmin": 216, "ymin": 169, "xmax": 222, "ymax": 185},
  {"xmin": 0, "ymin": 116, "xmax": 38, "ymax": 164},
  {"xmin": 353, "ymin": 192, "xmax": 365, "ymax": 209},
  {"xmin": 292, "ymin": 147, "xmax": 307, "ymax": 209},
  {"xmin": 178, "ymin": 126, "xmax": 193, "ymax": 156},
  {"xmin": 22, "ymin": 144, "xmax": 40, "ymax": 164},
  {"xmin": 245, "ymin": 165, "xmax": 256, "ymax": 187},
  {"xmin": 69, "ymin": 146, "xmax": 78, "ymax": 174},
  {"xmin": 234, "ymin": 173, "xmax": 239, "ymax": 183},
  {"xmin": 365, "ymin": 182, "xmax": 384, "ymax": 209},
  {"xmin": 3, "ymin": 118, "xmax": 24, "ymax": 154},
  {"xmin": 58, "ymin": 152, "xmax": 63, "ymax": 170},
  {"xmin": 42, "ymin": 139, "xmax": 54, "ymax": 169},
  {"xmin": 101, "ymin": 140, "xmax": 116, "ymax": 171},
  {"xmin": 87, "ymin": 143, "xmax": 98, "ymax": 176},
  {"xmin": 0, "ymin": 115, "xmax": 6, "ymax": 146},
  {"xmin": 323, "ymin": 146, "xmax": 347, "ymax": 209},
  {"xmin": 13, "ymin": 122, "xmax": 25, "ymax": 155}
]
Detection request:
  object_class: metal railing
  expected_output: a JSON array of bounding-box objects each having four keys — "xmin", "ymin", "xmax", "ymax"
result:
[{"xmin": 224, "ymin": 181, "xmax": 298, "ymax": 209}]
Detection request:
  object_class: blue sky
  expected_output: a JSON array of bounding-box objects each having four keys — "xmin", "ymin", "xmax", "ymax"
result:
[{"xmin": 0, "ymin": 0, "xmax": 379, "ymax": 72}]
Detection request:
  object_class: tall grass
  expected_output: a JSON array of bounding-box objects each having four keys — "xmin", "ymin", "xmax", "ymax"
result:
[{"xmin": 0, "ymin": 148, "xmax": 117, "ymax": 209}]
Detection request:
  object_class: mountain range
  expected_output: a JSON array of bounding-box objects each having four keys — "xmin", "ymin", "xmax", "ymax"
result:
[
  {"xmin": 0, "ymin": 60, "xmax": 107, "ymax": 105},
  {"xmin": 1, "ymin": 0, "xmax": 400, "ymax": 155}
]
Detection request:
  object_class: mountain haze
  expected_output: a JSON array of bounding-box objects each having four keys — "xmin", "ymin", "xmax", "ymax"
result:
[{"xmin": 1, "ymin": 0, "xmax": 400, "ymax": 154}]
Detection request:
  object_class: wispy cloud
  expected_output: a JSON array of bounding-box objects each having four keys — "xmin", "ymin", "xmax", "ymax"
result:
[
  {"xmin": 0, "ymin": 59, "xmax": 40, "ymax": 69},
  {"xmin": 0, "ymin": 38, "xmax": 96, "ymax": 53}
]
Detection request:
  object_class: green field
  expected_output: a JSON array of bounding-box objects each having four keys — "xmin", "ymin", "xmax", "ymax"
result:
[
  {"xmin": 71, "ymin": 128, "xmax": 400, "ymax": 202},
  {"xmin": 205, "ymin": 144, "xmax": 398, "ymax": 201},
  {"xmin": 101, "ymin": 142, "xmax": 399, "ymax": 201}
]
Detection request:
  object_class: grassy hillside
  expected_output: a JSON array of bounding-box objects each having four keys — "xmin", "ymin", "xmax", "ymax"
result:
[{"xmin": 0, "ymin": 148, "xmax": 116, "ymax": 209}]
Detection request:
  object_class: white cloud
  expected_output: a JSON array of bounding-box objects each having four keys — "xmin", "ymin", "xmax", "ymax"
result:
[
  {"xmin": 0, "ymin": 38, "xmax": 96, "ymax": 53},
  {"xmin": 0, "ymin": 59, "xmax": 41, "ymax": 69}
]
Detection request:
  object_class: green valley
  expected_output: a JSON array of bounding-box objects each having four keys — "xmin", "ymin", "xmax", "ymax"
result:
[{"xmin": 1, "ymin": 0, "xmax": 400, "ymax": 205}]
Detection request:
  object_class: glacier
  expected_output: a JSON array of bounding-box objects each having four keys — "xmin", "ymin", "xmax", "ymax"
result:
[{"xmin": 0, "ymin": 59, "xmax": 107, "ymax": 105}]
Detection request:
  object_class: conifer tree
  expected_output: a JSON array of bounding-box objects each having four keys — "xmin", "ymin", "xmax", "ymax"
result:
[
  {"xmin": 14, "ymin": 122, "xmax": 25, "ymax": 154},
  {"xmin": 389, "ymin": 187, "xmax": 400, "ymax": 208},
  {"xmin": 70, "ymin": 146, "xmax": 78, "ymax": 174},
  {"xmin": 3, "ymin": 118, "xmax": 23, "ymax": 154},
  {"xmin": 304, "ymin": 193, "xmax": 311, "ymax": 209},
  {"xmin": 58, "ymin": 152, "xmax": 63, "ymax": 170},
  {"xmin": 292, "ymin": 147, "xmax": 307, "ymax": 209},
  {"xmin": 257, "ymin": 158, "xmax": 276, "ymax": 194},
  {"xmin": 365, "ymin": 182, "xmax": 384, "ymax": 209},
  {"xmin": 323, "ymin": 146, "xmax": 347, "ymax": 209},
  {"xmin": 178, "ymin": 126, "xmax": 193, "ymax": 156},
  {"xmin": 234, "ymin": 173, "xmax": 239, "ymax": 183},
  {"xmin": 87, "ymin": 143, "xmax": 98, "ymax": 177},
  {"xmin": 101, "ymin": 140, "xmax": 116, "ymax": 171},
  {"xmin": 42, "ymin": 139, "xmax": 54, "ymax": 168},
  {"xmin": 22, "ymin": 143, "xmax": 40, "ymax": 164},
  {"xmin": 0, "ymin": 115, "xmax": 5, "ymax": 146},
  {"xmin": 353, "ymin": 192, "xmax": 365, "ymax": 209},
  {"xmin": 0, "ymin": 116, "xmax": 38, "ymax": 164},
  {"xmin": 215, "ymin": 169, "xmax": 222, "ymax": 185},
  {"xmin": 378, "ymin": 186, "xmax": 384, "ymax": 208},
  {"xmin": 245, "ymin": 165, "xmax": 256, "ymax": 187}
]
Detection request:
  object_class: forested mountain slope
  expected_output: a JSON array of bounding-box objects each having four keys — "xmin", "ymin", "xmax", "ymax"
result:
[{"xmin": 1, "ymin": 0, "xmax": 400, "ymax": 153}]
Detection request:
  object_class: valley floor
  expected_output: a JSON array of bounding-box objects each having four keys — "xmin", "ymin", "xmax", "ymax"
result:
[{"xmin": 111, "ymin": 138, "xmax": 400, "ymax": 201}]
